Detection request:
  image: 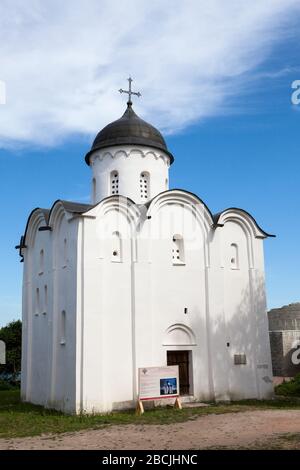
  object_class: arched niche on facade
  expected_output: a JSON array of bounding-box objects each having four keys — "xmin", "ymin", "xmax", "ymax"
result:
[{"xmin": 163, "ymin": 324, "xmax": 196, "ymax": 346}]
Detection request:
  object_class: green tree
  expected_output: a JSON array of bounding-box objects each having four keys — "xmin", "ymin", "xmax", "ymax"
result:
[{"xmin": 0, "ymin": 320, "xmax": 22, "ymax": 374}]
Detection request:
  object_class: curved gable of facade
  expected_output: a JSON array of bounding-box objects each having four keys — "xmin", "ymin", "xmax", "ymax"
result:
[
  {"xmin": 213, "ymin": 208, "xmax": 275, "ymax": 239},
  {"xmin": 146, "ymin": 189, "xmax": 214, "ymax": 231},
  {"xmin": 19, "ymin": 200, "xmax": 93, "ymax": 257}
]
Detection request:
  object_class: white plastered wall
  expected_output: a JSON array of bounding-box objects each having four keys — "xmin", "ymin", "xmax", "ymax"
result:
[
  {"xmin": 21, "ymin": 205, "xmax": 79, "ymax": 413},
  {"xmin": 73, "ymin": 194, "xmax": 273, "ymax": 413},
  {"xmin": 90, "ymin": 145, "xmax": 170, "ymax": 204},
  {"xmin": 75, "ymin": 198, "xmax": 140, "ymax": 413},
  {"xmin": 21, "ymin": 194, "xmax": 273, "ymax": 414},
  {"xmin": 215, "ymin": 212, "xmax": 273, "ymax": 400}
]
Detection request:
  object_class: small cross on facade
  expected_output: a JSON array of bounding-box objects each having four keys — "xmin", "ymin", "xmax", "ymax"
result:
[{"xmin": 119, "ymin": 77, "xmax": 141, "ymax": 105}]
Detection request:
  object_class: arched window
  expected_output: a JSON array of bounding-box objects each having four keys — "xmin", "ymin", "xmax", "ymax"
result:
[
  {"xmin": 230, "ymin": 243, "xmax": 239, "ymax": 269},
  {"xmin": 140, "ymin": 172, "xmax": 150, "ymax": 201},
  {"xmin": 172, "ymin": 235, "xmax": 185, "ymax": 265},
  {"xmin": 110, "ymin": 171, "xmax": 119, "ymax": 195},
  {"xmin": 39, "ymin": 249, "xmax": 44, "ymax": 274},
  {"xmin": 92, "ymin": 178, "xmax": 97, "ymax": 202},
  {"xmin": 111, "ymin": 231, "xmax": 122, "ymax": 262},
  {"xmin": 60, "ymin": 310, "xmax": 66, "ymax": 345}
]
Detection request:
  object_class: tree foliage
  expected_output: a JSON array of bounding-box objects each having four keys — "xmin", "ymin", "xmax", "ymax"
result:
[
  {"xmin": 275, "ymin": 374, "xmax": 300, "ymax": 397},
  {"xmin": 0, "ymin": 320, "xmax": 22, "ymax": 374}
]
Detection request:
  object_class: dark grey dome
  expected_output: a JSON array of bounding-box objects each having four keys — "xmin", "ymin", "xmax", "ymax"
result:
[{"xmin": 85, "ymin": 103, "xmax": 174, "ymax": 165}]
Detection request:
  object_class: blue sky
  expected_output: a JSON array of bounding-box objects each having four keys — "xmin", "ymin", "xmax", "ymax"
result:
[{"xmin": 0, "ymin": 1, "xmax": 300, "ymax": 326}]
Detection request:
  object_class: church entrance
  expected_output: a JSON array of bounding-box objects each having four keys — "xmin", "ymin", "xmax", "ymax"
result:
[{"xmin": 167, "ymin": 350, "xmax": 190, "ymax": 395}]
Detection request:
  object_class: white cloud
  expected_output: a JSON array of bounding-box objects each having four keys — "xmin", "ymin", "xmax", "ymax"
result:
[{"xmin": 0, "ymin": 0, "xmax": 299, "ymax": 148}]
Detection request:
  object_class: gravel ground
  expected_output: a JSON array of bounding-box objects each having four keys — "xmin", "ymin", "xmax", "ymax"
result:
[{"xmin": 1, "ymin": 409, "xmax": 300, "ymax": 450}]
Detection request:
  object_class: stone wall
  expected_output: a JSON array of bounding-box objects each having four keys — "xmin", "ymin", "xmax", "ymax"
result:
[{"xmin": 268, "ymin": 303, "xmax": 300, "ymax": 377}]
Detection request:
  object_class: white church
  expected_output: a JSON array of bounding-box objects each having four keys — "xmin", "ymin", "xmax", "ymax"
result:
[{"xmin": 18, "ymin": 79, "xmax": 274, "ymax": 413}]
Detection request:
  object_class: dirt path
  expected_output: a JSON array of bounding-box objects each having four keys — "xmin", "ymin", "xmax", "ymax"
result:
[{"xmin": 1, "ymin": 410, "xmax": 300, "ymax": 450}]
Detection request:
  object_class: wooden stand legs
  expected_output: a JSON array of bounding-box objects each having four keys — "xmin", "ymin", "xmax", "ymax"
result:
[
  {"xmin": 136, "ymin": 399, "xmax": 144, "ymax": 415},
  {"xmin": 174, "ymin": 397, "xmax": 182, "ymax": 409},
  {"xmin": 136, "ymin": 397, "xmax": 182, "ymax": 415}
]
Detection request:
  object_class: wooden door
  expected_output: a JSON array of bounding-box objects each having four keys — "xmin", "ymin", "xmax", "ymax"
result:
[{"xmin": 167, "ymin": 350, "xmax": 190, "ymax": 395}]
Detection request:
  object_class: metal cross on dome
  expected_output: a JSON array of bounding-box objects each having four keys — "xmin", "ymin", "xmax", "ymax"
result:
[{"xmin": 119, "ymin": 77, "xmax": 141, "ymax": 104}]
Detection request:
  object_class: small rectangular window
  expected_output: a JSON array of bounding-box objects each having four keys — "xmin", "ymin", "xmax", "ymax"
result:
[
  {"xmin": 140, "ymin": 172, "xmax": 150, "ymax": 201},
  {"xmin": 92, "ymin": 178, "xmax": 97, "ymax": 203},
  {"xmin": 60, "ymin": 310, "xmax": 66, "ymax": 345},
  {"xmin": 110, "ymin": 171, "xmax": 119, "ymax": 195},
  {"xmin": 43, "ymin": 285, "xmax": 48, "ymax": 314},
  {"xmin": 230, "ymin": 243, "xmax": 239, "ymax": 269},
  {"xmin": 234, "ymin": 354, "xmax": 247, "ymax": 365},
  {"xmin": 172, "ymin": 235, "xmax": 185, "ymax": 265},
  {"xmin": 111, "ymin": 231, "xmax": 122, "ymax": 262},
  {"xmin": 35, "ymin": 288, "xmax": 40, "ymax": 316},
  {"xmin": 61, "ymin": 238, "xmax": 68, "ymax": 268},
  {"xmin": 39, "ymin": 249, "xmax": 44, "ymax": 274}
]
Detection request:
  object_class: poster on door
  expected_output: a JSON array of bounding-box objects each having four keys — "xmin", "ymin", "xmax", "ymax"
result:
[{"xmin": 138, "ymin": 365, "xmax": 179, "ymax": 401}]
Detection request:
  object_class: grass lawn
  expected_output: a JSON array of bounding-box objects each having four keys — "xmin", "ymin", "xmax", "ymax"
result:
[{"xmin": 1, "ymin": 390, "xmax": 300, "ymax": 439}]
